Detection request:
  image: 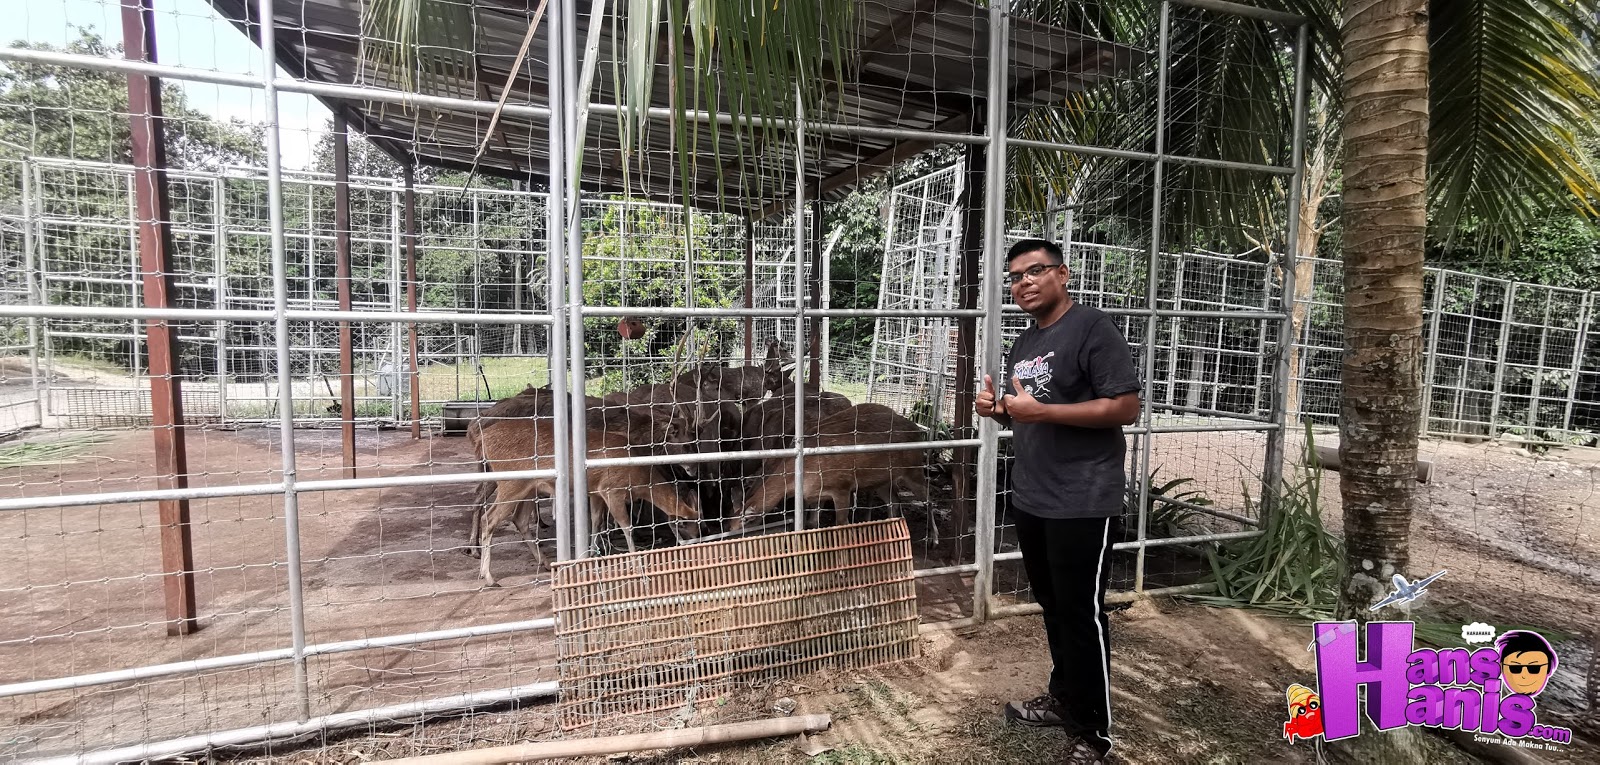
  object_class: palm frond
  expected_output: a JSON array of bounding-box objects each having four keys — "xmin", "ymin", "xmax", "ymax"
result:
[
  {"xmin": 1427, "ymin": 0, "xmax": 1600, "ymax": 248},
  {"xmin": 359, "ymin": 0, "xmax": 476, "ymax": 97},
  {"xmin": 1013, "ymin": 4, "xmax": 1304, "ymax": 251},
  {"xmin": 612, "ymin": 0, "xmax": 859, "ymax": 212}
]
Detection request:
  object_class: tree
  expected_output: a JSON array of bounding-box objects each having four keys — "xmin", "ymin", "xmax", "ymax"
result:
[
  {"xmin": 1334, "ymin": 0, "xmax": 1430, "ymax": 620},
  {"xmin": 0, "ymin": 31, "xmax": 265, "ymax": 170}
]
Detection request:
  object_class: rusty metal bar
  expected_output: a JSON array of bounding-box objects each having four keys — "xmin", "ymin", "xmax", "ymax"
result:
[
  {"xmin": 334, "ymin": 112, "xmax": 357, "ymax": 478},
  {"xmin": 120, "ymin": 0, "xmax": 197, "ymax": 637},
  {"xmin": 404, "ymin": 165, "xmax": 421, "ymax": 438}
]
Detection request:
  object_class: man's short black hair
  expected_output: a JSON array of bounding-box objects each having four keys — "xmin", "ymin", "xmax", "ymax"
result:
[
  {"xmin": 1006, "ymin": 238, "xmax": 1064, "ymax": 266},
  {"xmin": 1497, "ymin": 630, "xmax": 1556, "ymax": 663}
]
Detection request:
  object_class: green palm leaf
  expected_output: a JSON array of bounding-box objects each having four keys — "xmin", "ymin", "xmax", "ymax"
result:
[{"xmin": 1427, "ymin": 0, "xmax": 1600, "ymax": 247}]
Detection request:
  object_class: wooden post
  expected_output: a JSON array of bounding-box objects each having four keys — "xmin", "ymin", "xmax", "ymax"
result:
[
  {"xmin": 334, "ymin": 113, "xmax": 357, "ymax": 477},
  {"xmin": 950, "ymin": 123, "xmax": 986, "ymax": 565},
  {"xmin": 121, "ymin": 0, "xmax": 198, "ymax": 636},
  {"xmin": 404, "ymin": 166, "xmax": 421, "ymax": 438}
]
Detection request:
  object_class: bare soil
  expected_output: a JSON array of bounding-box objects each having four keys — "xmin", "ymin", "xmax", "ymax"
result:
[{"xmin": 0, "ymin": 423, "xmax": 1594, "ymax": 763}]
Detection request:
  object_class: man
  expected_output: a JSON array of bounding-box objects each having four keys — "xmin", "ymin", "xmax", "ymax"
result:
[{"xmin": 975, "ymin": 238, "xmax": 1142, "ymax": 763}]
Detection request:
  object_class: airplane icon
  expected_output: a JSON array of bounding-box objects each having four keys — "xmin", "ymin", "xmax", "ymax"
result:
[{"xmin": 1369, "ymin": 569, "xmax": 1448, "ymax": 611}]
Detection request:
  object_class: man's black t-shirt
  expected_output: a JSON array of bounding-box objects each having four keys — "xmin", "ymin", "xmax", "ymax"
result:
[{"xmin": 1003, "ymin": 302, "xmax": 1142, "ymax": 519}]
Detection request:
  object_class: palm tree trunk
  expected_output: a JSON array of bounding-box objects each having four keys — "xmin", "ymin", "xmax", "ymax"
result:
[{"xmin": 1336, "ymin": 0, "xmax": 1428, "ymax": 621}]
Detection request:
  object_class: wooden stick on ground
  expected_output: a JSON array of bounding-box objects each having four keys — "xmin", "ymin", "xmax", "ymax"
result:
[{"xmin": 385, "ymin": 713, "xmax": 833, "ymax": 765}]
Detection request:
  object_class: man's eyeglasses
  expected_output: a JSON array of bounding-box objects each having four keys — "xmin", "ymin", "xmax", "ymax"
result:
[
  {"xmin": 1504, "ymin": 664, "xmax": 1548, "ymax": 674},
  {"xmin": 1005, "ymin": 263, "xmax": 1063, "ymax": 286}
]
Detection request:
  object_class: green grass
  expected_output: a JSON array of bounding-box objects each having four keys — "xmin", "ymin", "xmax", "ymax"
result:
[
  {"xmin": 49, "ymin": 354, "xmax": 131, "ymax": 378},
  {"xmin": 827, "ymin": 378, "xmax": 870, "ymax": 403},
  {"xmin": 417, "ymin": 355, "xmax": 550, "ymax": 402}
]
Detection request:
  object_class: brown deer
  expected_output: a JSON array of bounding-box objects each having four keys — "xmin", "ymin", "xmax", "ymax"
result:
[
  {"xmin": 465, "ymin": 387, "xmax": 696, "ymax": 557},
  {"xmin": 731, "ymin": 403, "xmax": 930, "ymax": 531},
  {"xmin": 473, "ymin": 416, "xmax": 701, "ymax": 586}
]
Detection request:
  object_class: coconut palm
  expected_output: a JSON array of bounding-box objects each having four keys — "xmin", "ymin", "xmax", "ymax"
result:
[{"xmin": 356, "ymin": 0, "xmax": 1600, "ymax": 619}]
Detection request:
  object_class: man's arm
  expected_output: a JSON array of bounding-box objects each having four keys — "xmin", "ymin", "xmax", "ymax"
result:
[
  {"xmin": 1002, "ymin": 385, "xmax": 1139, "ymax": 428},
  {"xmin": 1032, "ymin": 391, "xmax": 1140, "ymax": 428}
]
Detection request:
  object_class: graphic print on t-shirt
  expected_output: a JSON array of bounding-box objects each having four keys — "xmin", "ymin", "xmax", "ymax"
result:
[{"xmin": 1013, "ymin": 351, "xmax": 1056, "ymax": 399}]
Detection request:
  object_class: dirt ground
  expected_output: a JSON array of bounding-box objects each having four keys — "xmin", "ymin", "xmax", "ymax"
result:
[{"xmin": 0, "ymin": 422, "xmax": 1596, "ymax": 762}]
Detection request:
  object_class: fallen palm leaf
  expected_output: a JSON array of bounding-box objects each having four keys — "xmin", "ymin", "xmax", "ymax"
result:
[{"xmin": 0, "ymin": 434, "xmax": 112, "ymax": 469}]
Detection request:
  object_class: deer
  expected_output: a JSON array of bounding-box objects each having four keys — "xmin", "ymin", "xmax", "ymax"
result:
[
  {"xmin": 473, "ymin": 416, "xmax": 701, "ymax": 586},
  {"xmin": 598, "ymin": 368, "xmax": 750, "ymax": 521},
  {"xmin": 464, "ymin": 386, "xmax": 695, "ymax": 557},
  {"xmin": 738, "ymin": 341, "xmax": 854, "ymax": 478},
  {"xmin": 730, "ymin": 403, "xmax": 931, "ymax": 532}
]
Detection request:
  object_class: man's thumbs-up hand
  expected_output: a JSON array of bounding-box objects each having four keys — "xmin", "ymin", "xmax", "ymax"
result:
[
  {"xmin": 1002, "ymin": 375, "xmax": 1045, "ymax": 423},
  {"xmin": 975, "ymin": 374, "xmax": 1006, "ymax": 418}
]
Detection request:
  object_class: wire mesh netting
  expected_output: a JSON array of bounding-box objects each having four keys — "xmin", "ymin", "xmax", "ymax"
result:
[{"xmin": 25, "ymin": 0, "xmax": 1580, "ymax": 760}]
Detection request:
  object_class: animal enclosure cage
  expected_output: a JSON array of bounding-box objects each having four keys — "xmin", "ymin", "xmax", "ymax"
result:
[{"xmin": 0, "ymin": 0, "xmax": 1312, "ymax": 760}]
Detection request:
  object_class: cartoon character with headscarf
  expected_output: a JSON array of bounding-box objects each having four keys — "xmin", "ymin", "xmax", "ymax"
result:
[
  {"xmin": 1496, "ymin": 630, "xmax": 1558, "ymax": 697},
  {"xmin": 1283, "ymin": 683, "xmax": 1324, "ymax": 743}
]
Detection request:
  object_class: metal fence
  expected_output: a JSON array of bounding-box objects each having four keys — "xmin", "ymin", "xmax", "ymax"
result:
[
  {"xmin": 1294, "ymin": 256, "xmax": 1600, "ymax": 445},
  {"xmin": 0, "ymin": 0, "xmax": 1311, "ymax": 760}
]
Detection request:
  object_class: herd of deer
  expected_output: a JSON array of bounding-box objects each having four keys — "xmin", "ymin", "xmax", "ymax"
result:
[{"xmin": 463, "ymin": 342, "xmax": 934, "ymax": 585}]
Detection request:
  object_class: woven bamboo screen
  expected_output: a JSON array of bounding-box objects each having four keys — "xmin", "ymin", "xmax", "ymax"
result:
[{"xmin": 551, "ymin": 518, "xmax": 920, "ymax": 730}]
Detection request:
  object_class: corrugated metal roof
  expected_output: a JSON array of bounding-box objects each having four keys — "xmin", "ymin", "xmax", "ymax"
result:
[{"xmin": 204, "ymin": 0, "xmax": 1143, "ymax": 218}]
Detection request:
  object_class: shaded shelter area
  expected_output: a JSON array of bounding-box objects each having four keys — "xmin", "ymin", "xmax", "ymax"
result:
[
  {"xmin": 122, "ymin": 0, "xmax": 1142, "ymax": 632},
  {"xmin": 205, "ymin": 0, "xmax": 1143, "ymax": 213}
]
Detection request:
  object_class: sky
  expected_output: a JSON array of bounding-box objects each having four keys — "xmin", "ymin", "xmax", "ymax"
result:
[{"xmin": 16, "ymin": 0, "xmax": 331, "ymax": 168}]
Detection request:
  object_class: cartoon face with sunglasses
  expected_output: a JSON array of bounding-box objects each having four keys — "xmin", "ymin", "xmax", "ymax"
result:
[{"xmin": 1497, "ymin": 629, "xmax": 1558, "ymax": 696}]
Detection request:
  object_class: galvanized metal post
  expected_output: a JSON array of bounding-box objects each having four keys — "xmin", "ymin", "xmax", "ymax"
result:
[
  {"xmin": 562, "ymin": 0, "xmax": 590, "ymax": 558},
  {"xmin": 257, "ymin": 0, "xmax": 311, "ymax": 720},
  {"xmin": 1261, "ymin": 20, "xmax": 1310, "ymax": 521},
  {"xmin": 809, "ymin": 199, "xmax": 824, "ymax": 385},
  {"xmin": 1528, "ymin": 292, "xmax": 1554, "ymax": 433},
  {"xmin": 21, "ymin": 159, "xmax": 43, "ymax": 427},
  {"xmin": 404, "ymin": 167, "xmax": 421, "ymax": 438},
  {"xmin": 334, "ymin": 113, "xmax": 357, "ymax": 478},
  {"xmin": 1489, "ymin": 280, "xmax": 1515, "ymax": 435},
  {"xmin": 1420, "ymin": 270, "xmax": 1445, "ymax": 434},
  {"xmin": 32, "ymin": 161, "xmax": 56, "ymax": 408},
  {"xmin": 211, "ymin": 176, "xmax": 229, "ymax": 424},
  {"xmin": 1166, "ymin": 253, "xmax": 1185, "ymax": 406},
  {"xmin": 821, "ymin": 229, "xmax": 833, "ymax": 383},
  {"xmin": 744, "ymin": 220, "xmax": 754, "ymax": 364},
  {"xmin": 792, "ymin": 87, "xmax": 808, "ymax": 533},
  {"xmin": 389, "ymin": 187, "xmax": 403, "ymax": 420},
  {"xmin": 119, "ymin": 0, "xmax": 198, "ymax": 637},
  {"xmin": 1562, "ymin": 292, "xmax": 1590, "ymax": 434},
  {"xmin": 546, "ymin": 0, "xmax": 576, "ymax": 560},
  {"xmin": 1132, "ymin": 2, "xmax": 1175, "ymax": 593},
  {"xmin": 972, "ymin": 0, "xmax": 1010, "ymax": 622}
]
